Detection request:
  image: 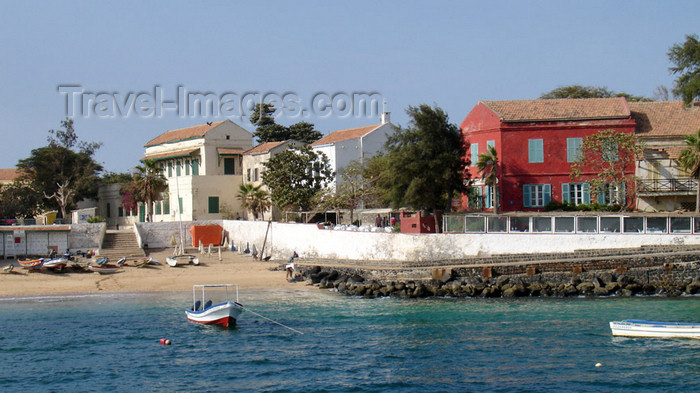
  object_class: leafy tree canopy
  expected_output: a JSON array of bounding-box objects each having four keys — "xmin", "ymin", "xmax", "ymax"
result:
[
  {"xmin": 250, "ymin": 103, "xmax": 322, "ymax": 144},
  {"xmin": 668, "ymin": 34, "xmax": 700, "ymax": 106},
  {"xmin": 540, "ymin": 85, "xmax": 651, "ymax": 102},
  {"xmin": 374, "ymin": 104, "xmax": 467, "ymax": 212},
  {"xmin": 0, "ymin": 182, "xmax": 42, "ymax": 219},
  {"xmin": 677, "ymin": 128, "xmax": 700, "ymax": 212},
  {"xmin": 262, "ymin": 146, "xmax": 333, "ymax": 211}
]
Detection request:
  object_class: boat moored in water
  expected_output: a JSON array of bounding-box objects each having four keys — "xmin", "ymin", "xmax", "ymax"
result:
[
  {"xmin": 610, "ymin": 320, "xmax": 700, "ymax": 339},
  {"xmin": 185, "ymin": 284, "xmax": 244, "ymax": 328}
]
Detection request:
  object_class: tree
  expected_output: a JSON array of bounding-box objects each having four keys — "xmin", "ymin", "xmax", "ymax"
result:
[
  {"xmin": 540, "ymin": 85, "xmax": 651, "ymax": 102},
  {"xmin": 677, "ymin": 128, "xmax": 700, "ymax": 212},
  {"xmin": 250, "ymin": 103, "xmax": 322, "ymax": 144},
  {"xmin": 570, "ymin": 129, "xmax": 643, "ymax": 210},
  {"xmin": 262, "ymin": 146, "xmax": 333, "ymax": 212},
  {"xmin": 376, "ymin": 104, "xmax": 467, "ymax": 216},
  {"xmin": 0, "ymin": 181, "xmax": 42, "ymax": 219},
  {"xmin": 129, "ymin": 160, "xmax": 167, "ymax": 222},
  {"xmin": 668, "ymin": 34, "xmax": 700, "ymax": 106},
  {"xmin": 237, "ymin": 183, "xmax": 271, "ymax": 220},
  {"xmin": 475, "ymin": 145, "xmax": 499, "ymax": 214},
  {"xmin": 315, "ymin": 160, "xmax": 376, "ymax": 224}
]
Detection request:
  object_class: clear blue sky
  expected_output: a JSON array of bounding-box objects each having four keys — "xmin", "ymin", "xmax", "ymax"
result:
[{"xmin": 1, "ymin": 0, "xmax": 698, "ymax": 173}]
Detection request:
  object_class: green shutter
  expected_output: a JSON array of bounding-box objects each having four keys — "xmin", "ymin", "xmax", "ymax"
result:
[
  {"xmin": 224, "ymin": 158, "xmax": 235, "ymax": 175},
  {"xmin": 621, "ymin": 182, "xmax": 626, "ymax": 205},
  {"xmin": 582, "ymin": 183, "xmax": 591, "ymax": 204},
  {"xmin": 471, "ymin": 143, "xmax": 479, "ymax": 167},
  {"xmin": 168, "ymin": 162, "xmax": 173, "ymax": 177},
  {"xmin": 164, "ymin": 200, "xmax": 169, "ymax": 214},
  {"xmin": 599, "ymin": 186, "xmax": 607, "ymax": 205},
  {"xmin": 567, "ymin": 138, "xmax": 582, "ymax": 162},
  {"xmin": 178, "ymin": 197, "xmax": 183, "ymax": 214},
  {"xmin": 523, "ymin": 185, "xmax": 531, "ymax": 208},
  {"xmin": 208, "ymin": 196, "xmax": 219, "ymax": 214},
  {"xmin": 543, "ymin": 184, "xmax": 551, "ymax": 205},
  {"xmin": 562, "ymin": 183, "xmax": 570, "ymax": 203},
  {"xmin": 176, "ymin": 161, "xmax": 181, "ymax": 176},
  {"xmin": 484, "ymin": 186, "xmax": 491, "ymax": 208},
  {"xmin": 191, "ymin": 159, "xmax": 199, "ymax": 176},
  {"xmin": 528, "ymin": 139, "xmax": 543, "ymax": 163}
]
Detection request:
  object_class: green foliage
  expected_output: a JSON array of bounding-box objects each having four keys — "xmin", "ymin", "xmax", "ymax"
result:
[
  {"xmin": 373, "ymin": 104, "xmax": 467, "ymax": 212},
  {"xmin": 313, "ymin": 160, "xmax": 377, "ymax": 223},
  {"xmin": 0, "ymin": 181, "xmax": 42, "ymax": 218},
  {"xmin": 87, "ymin": 216, "xmax": 105, "ymax": 223},
  {"xmin": 668, "ymin": 34, "xmax": 700, "ymax": 106},
  {"xmin": 250, "ymin": 103, "xmax": 322, "ymax": 144},
  {"xmin": 237, "ymin": 183, "xmax": 271, "ymax": 220},
  {"xmin": 677, "ymin": 128, "xmax": 700, "ymax": 211},
  {"xmin": 122, "ymin": 160, "xmax": 167, "ymax": 221},
  {"xmin": 540, "ymin": 85, "xmax": 651, "ymax": 102},
  {"xmin": 569, "ymin": 129, "xmax": 642, "ymax": 210},
  {"xmin": 262, "ymin": 146, "xmax": 333, "ymax": 211},
  {"xmin": 475, "ymin": 145, "xmax": 499, "ymax": 213},
  {"xmin": 544, "ymin": 200, "xmax": 623, "ymax": 212},
  {"xmin": 101, "ymin": 171, "xmax": 134, "ymax": 184}
]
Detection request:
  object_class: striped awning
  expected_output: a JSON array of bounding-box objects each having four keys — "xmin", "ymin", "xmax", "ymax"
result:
[{"xmin": 142, "ymin": 148, "xmax": 200, "ymax": 161}]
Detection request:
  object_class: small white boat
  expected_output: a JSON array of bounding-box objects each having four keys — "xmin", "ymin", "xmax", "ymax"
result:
[
  {"xmin": 42, "ymin": 257, "xmax": 68, "ymax": 270},
  {"xmin": 185, "ymin": 284, "xmax": 244, "ymax": 328},
  {"xmin": 87, "ymin": 264, "xmax": 121, "ymax": 274},
  {"xmin": 166, "ymin": 254, "xmax": 200, "ymax": 267},
  {"xmin": 610, "ymin": 320, "xmax": 700, "ymax": 339}
]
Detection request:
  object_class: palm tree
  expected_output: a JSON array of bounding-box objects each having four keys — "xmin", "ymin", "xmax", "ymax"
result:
[
  {"xmin": 133, "ymin": 159, "xmax": 167, "ymax": 222},
  {"xmin": 476, "ymin": 145, "xmax": 499, "ymax": 214},
  {"xmin": 237, "ymin": 183, "xmax": 271, "ymax": 220},
  {"xmin": 677, "ymin": 129, "xmax": 700, "ymax": 212}
]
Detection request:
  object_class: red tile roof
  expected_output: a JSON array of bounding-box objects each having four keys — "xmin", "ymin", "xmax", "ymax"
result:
[
  {"xmin": 144, "ymin": 121, "xmax": 225, "ymax": 147},
  {"xmin": 311, "ymin": 124, "xmax": 382, "ymax": 146},
  {"xmin": 482, "ymin": 97, "xmax": 631, "ymax": 122},
  {"xmin": 0, "ymin": 168, "xmax": 20, "ymax": 182},
  {"xmin": 629, "ymin": 101, "xmax": 700, "ymax": 137},
  {"xmin": 244, "ymin": 141, "xmax": 287, "ymax": 155},
  {"xmin": 142, "ymin": 148, "xmax": 200, "ymax": 161}
]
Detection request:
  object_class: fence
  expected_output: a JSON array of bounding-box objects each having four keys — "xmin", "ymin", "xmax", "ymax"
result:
[{"xmin": 443, "ymin": 214, "xmax": 700, "ymax": 235}]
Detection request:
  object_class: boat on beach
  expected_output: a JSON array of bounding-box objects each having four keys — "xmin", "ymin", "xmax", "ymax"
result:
[
  {"xmin": 185, "ymin": 284, "xmax": 244, "ymax": 328},
  {"xmin": 42, "ymin": 257, "xmax": 68, "ymax": 270},
  {"xmin": 86, "ymin": 263, "xmax": 121, "ymax": 274},
  {"xmin": 18, "ymin": 258, "xmax": 44, "ymax": 270},
  {"xmin": 610, "ymin": 320, "xmax": 700, "ymax": 339},
  {"xmin": 166, "ymin": 254, "xmax": 199, "ymax": 267}
]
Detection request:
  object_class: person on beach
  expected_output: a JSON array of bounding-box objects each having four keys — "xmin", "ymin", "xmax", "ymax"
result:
[{"xmin": 375, "ymin": 214, "xmax": 382, "ymax": 227}]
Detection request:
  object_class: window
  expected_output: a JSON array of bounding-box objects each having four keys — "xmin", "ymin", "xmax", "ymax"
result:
[
  {"xmin": 566, "ymin": 138, "xmax": 582, "ymax": 162},
  {"xmin": 178, "ymin": 197, "xmax": 183, "ymax": 214},
  {"xmin": 225, "ymin": 135, "xmax": 230, "ymax": 140},
  {"xmin": 176, "ymin": 160, "xmax": 181, "ymax": 176},
  {"xmin": 208, "ymin": 196, "xmax": 219, "ymax": 214},
  {"xmin": 598, "ymin": 183, "xmax": 625, "ymax": 205},
  {"xmin": 533, "ymin": 217, "xmax": 552, "ymax": 232},
  {"xmin": 484, "ymin": 185, "xmax": 497, "ymax": 209},
  {"xmin": 487, "ymin": 140, "xmax": 495, "ymax": 149},
  {"xmin": 155, "ymin": 202, "xmax": 161, "ymax": 215},
  {"xmin": 470, "ymin": 143, "xmax": 479, "ymax": 167},
  {"xmin": 562, "ymin": 183, "xmax": 590, "ymax": 205},
  {"xmin": 191, "ymin": 159, "xmax": 199, "ymax": 176},
  {"xmin": 467, "ymin": 187, "xmax": 482, "ymax": 209},
  {"xmin": 185, "ymin": 159, "xmax": 190, "ymax": 176},
  {"xmin": 602, "ymin": 140, "xmax": 618, "ymax": 162},
  {"xmin": 624, "ymin": 217, "xmax": 644, "ymax": 233},
  {"xmin": 164, "ymin": 200, "xmax": 170, "ymax": 214},
  {"xmin": 528, "ymin": 139, "xmax": 544, "ymax": 163},
  {"xmin": 106, "ymin": 203, "xmax": 111, "ymax": 218},
  {"xmin": 522, "ymin": 184, "xmax": 551, "ymax": 207},
  {"xmin": 254, "ymin": 168, "xmax": 259, "ymax": 182},
  {"xmin": 167, "ymin": 162, "xmax": 173, "ymax": 177},
  {"xmin": 246, "ymin": 168, "xmax": 251, "ymax": 182},
  {"xmin": 118, "ymin": 207, "xmax": 123, "ymax": 217},
  {"xmin": 223, "ymin": 158, "xmax": 235, "ymax": 175}
]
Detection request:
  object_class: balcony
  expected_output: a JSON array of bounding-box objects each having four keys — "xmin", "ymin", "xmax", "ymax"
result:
[{"xmin": 636, "ymin": 178, "xmax": 697, "ymax": 195}]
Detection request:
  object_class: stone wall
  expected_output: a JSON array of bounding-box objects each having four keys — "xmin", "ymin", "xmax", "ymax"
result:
[
  {"xmin": 134, "ymin": 220, "xmax": 223, "ymax": 249},
  {"xmin": 68, "ymin": 223, "xmax": 106, "ymax": 251}
]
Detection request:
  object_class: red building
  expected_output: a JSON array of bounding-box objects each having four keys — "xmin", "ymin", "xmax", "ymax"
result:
[{"xmin": 460, "ymin": 98, "xmax": 637, "ymax": 212}]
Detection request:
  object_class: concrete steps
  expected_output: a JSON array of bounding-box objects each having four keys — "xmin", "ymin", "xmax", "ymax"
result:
[{"xmin": 99, "ymin": 231, "xmax": 145, "ymax": 261}]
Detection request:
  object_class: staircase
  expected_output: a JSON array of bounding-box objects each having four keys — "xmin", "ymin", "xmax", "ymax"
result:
[{"xmin": 98, "ymin": 231, "xmax": 146, "ymax": 261}]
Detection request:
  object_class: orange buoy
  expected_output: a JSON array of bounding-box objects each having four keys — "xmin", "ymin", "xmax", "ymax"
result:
[{"xmin": 160, "ymin": 338, "xmax": 171, "ymax": 345}]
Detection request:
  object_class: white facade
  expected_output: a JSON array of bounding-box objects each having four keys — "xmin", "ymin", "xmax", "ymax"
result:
[
  {"xmin": 311, "ymin": 115, "xmax": 395, "ymax": 190},
  {"xmin": 143, "ymin": 120, "xmax": 253, "ymax": 222}
]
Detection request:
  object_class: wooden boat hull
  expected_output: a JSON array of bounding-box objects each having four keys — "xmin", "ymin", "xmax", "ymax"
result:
[
  {"xmin": 42, "ymin": 257, "xmax": 68, "ymax": 269},
  {"xmin": 18, "ymin": 259, "xmax": 43, "ymax": 270},
  {"xmin": 185, "ymin": 302, "xmax": 243, "ymax": 327},
  {"xmin": 167, "ymin": 255, "xmax": 199, "ymax": 267},
  {"xmin": 87, "ymin": 264, "xmax": 121, "ymax": 274},
  {"xmin": 610, "ymin": 320, "xmax": 700, "ymax": 339}
]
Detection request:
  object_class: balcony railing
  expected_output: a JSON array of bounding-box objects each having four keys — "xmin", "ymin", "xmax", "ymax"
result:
[{"xmin": 636, "ymin": 178, "xmax": 697, "ymax": 194}]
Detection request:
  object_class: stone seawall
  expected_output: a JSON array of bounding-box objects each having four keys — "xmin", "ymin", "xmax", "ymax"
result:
[{"xmin": 294, "ymin": 254, "xmax": 700, "ymax": 298}]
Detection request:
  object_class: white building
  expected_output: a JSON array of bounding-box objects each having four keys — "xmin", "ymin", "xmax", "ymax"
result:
[
  {"xmin": 143, "ymin": 120, "xmax": 253, "ymax": 221},
  {"xmin": 311, "ymin": 112, "xmax": 394, "ymax": 190},
  {"xmin": 631, "ymin": 101, "xmax": 700, "ymax": 212},
  {"xmin": 241, "ymin": 139, "xmax": 304, "ymax": 220}
]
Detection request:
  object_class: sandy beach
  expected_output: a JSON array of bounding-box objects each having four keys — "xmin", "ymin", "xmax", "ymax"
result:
[{"xmin": 0, "ymin": 250, "xmax": 303, "ymax": 297}]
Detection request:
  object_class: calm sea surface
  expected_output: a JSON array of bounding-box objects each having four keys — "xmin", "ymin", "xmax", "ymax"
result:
[{"xmin": 1, "ymin": 289, "xmax": 699, "ymax": 393}]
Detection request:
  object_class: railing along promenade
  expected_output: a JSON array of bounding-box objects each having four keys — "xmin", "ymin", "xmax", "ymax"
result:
[{"xmin": 637, "ymin": 178, "xmax": 697, "ymax": 194}]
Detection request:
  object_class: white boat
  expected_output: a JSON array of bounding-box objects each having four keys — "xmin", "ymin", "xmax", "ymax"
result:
[
  {"xmin": 42, "ymin": 257, "xmax": 68, "ymax": 270},
  {"xmin": 185, "ymin": 284, "xmax": 244, "ymax": 328},
  {"xmin": 166, "ymin": 254, "xmax": 200, "ymax": 267},
  {"xmin": 610, "ymin": 320, "xmax": 700, "ymax": 339},
  {"xmin": 87, "ymin": 264, "xmax": 121, "ymax": 274}
]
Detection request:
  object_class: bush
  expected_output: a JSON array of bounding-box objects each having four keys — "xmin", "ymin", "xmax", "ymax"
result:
[{"xmin": 87, "ymin": 216, "xmax": 105, "ymax": 223}]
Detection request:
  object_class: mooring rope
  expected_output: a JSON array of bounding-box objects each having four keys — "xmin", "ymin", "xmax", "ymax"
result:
[{"xmin": 239, "ymin": 305, "xmax": 304, "ymax": 335}]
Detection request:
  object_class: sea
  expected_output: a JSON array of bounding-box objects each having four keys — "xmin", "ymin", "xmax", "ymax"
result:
[{"xmin": 1, "ymin": 289, "xmax": 699, "ymax": 393}]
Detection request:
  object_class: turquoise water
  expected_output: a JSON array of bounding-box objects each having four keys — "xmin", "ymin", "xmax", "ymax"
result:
[{"xmin": 1, "ymin": 289, "xmax": 699, "ymax": 392}]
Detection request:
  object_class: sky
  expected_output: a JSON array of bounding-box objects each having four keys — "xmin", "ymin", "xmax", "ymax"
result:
[{"xmin": 0, "ymin": 0, "xmax": 698, "ymax": 173}]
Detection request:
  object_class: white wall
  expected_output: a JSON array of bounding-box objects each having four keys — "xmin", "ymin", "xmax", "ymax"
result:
[{"xmin": 135, "ymin": 220, "xmax": 700, "ymax": 262}]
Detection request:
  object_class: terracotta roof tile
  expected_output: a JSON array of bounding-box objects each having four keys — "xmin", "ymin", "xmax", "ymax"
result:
[
  {"xmin": 144, "ymin": 121, "xmax": 225, "ymax": 147},
  {"xmin": 244, "ymin": 141, "xmax": 286, "ymax": 155},
  {"xmin": 217, "ymin": 147, "xmax": 245, "ymax": 155},
  {"xmin": 629, "ymin": 101, "xmax": 700, "ymax": 137},
  {"xmin": 0, "ymin": 168, "xmax": 20, "ymax": 181},
  {"xmin": 482, "ymin": 97, "xmax": 631, "ymax": 122},
  {"xmin": 311, "ymin": 124, "xmax": 381, "ymax": 146}
]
